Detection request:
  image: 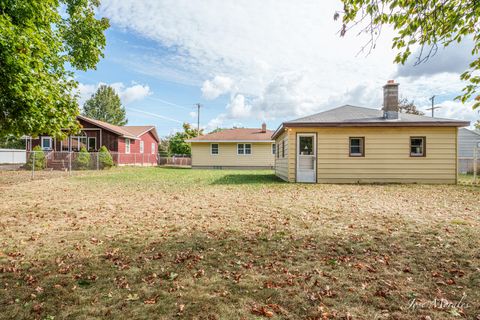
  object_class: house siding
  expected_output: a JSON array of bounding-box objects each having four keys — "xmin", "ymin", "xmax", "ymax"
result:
[
  {"xmin": 117, "ymin": 131, "xmax": 158, "ymax": 165},
  {"xmin": 191, "ymin": 142, "xmax": 274, "ymax": 169},
  {"xmin": 274, "ymin": 131, "xmax": 290, "ymax": 181},
  {"xmin": 275, "ymin": 126, "xmax": 458, "ymax": 184}
]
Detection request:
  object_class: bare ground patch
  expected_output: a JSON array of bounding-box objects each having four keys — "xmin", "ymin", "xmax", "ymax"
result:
[{"xmin": 1, "ymin": 167, "xmax": 479, "ymax": 319}]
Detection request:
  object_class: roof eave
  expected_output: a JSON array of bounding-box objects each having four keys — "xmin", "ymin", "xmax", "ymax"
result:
[
  {"xmin": 272, "ymin": 121, "xmax": 470, "ymax": 139},
  {"xmin": 186, "ymin": 139, "xmax": 274, "ymax": 143}
]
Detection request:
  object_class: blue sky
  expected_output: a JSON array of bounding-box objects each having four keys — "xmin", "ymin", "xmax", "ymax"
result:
[
  {"xmin": 76, "ymin": 1, "xmax": 479, "ymax": 137},
  {"xmin": 77, "ymin": 27, "xmax": 232, "ymax": 136}
]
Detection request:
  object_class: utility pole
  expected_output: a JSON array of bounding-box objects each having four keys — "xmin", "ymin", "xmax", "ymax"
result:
[
  {"xmin": 426, "ymin": 95, "xmax": 441, "ymax": 117},
  {"xmin": 195, "ymin": 103, "xmax": 202, "ymax": 136}
]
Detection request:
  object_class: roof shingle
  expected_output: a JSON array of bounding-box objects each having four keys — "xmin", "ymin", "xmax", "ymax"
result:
[{"xmin": 187, "ymin": 128, "xmax": 274, "ymax": 142}]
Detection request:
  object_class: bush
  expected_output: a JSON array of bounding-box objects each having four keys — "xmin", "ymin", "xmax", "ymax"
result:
[
  {"xmin": 25, "ymin": 145, "xmax": 46, "ymax": 170},
  {"xmin": 75, "ymin": 146, "xmax": 91, "ymax": 170},
  {"xmin": 98, "ymin": 145, "xmax": 113, "ymax": 169}
]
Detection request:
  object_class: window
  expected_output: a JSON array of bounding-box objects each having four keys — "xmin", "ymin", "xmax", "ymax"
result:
[
  {"xmin": 237, "ymin": 143, "xmax": 252, "ymax": 155},
  {"xmin": 71, "ymin": 136, "xmax": 87, "ymax": 151},
  {"xmin": 272, "ymin": 144, "xmax": 276, "ymax": 155},
  {"xmin": 151, "ymin": 143, "xmax": 155, "ymax": 154},
  {"xmin": 125, "ymin": 138, "xmax": 131, "ymax": 154},
  {"xmin": 349, "ymin": 137, "xmax": 365, "ymax": 157},
  {"xmin": 88, "ymin": 137, "xmax": 96, "ymax": 151},
  {"xmin": 211, "ymin": 143, "xmax": 219, "ymax": 155},
  {"xmin": 41, "ymin": 137, "xmax": 52, "ymax": 150},
  {"xmin": 282, "ymin": 140, "xmax": 285, "ymax": 158},
  {"xmin": 410, "ymin": 137, "xmax": 426, "ymax": 157},
  {"xmin": 140, "ymin": 141, "xmax": 144, "ymax": 153},
  {"xmin": 299, "ymin": 136, "xmax": 313, "ymax": 155}
]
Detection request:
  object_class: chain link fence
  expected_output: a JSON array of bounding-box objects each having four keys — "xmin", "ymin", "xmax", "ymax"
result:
[{"xmin": 0, "ymin": 150, "xmax": 159, "ymax": 178}]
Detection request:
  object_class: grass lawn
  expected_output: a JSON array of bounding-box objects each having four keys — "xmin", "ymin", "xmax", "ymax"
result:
[{"xmin": 1, "ymin": 167, "xmax": 479, "ymax": 319}]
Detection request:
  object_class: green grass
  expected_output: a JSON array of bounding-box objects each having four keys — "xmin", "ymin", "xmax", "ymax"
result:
[{"xmin": 1, "ymin": 167, "xmax": 479, "ymax": 319}]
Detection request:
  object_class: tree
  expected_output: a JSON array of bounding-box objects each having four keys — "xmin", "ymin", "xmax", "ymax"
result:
[
  {"xmin": 168, "ymin": 123, "xmax": 203, "ymax": 156},
  {"xmin": 0, "ymin": 135, "xmax": 25, "ymax": 149},
  {"xmin": 398, "ymin": 98, "xmax": 425, "ymax": 116},
  {"xmin": 75, "ymin": 146, "xmax": 91, "ymax": 170},
  {"xmin": 0, "ymin": 0, "xmax": 109, "ymax": 138},
  {"xmin": 83, "ymin": 85, "xmax": 128, "ymax": 126},
  {"xmin": 475, "ymin": 120, "xmax": 480, "ymax": 131},
  {"xmin": 158, "ymin": 138, "xmax": 170, "ymax": 157},
  {"xmin": 25, "ymin": 146, "xmax": 46, "ymax": 170},
  {"xmin": 336, "ymin": 1, "xmax": 480, "ymax": 109},
  {"xmin": 98, "ymin": 145, "xmax": 114, "ymax": 169}
]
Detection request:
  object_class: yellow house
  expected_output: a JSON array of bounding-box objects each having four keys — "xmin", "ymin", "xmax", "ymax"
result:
[
  {"xmin": 272, "ymin": 81, "xmax": 469, "ymax": 184},
  {"xmin": 187, "ymin": 124, "xmax": 275, "ymax": 169}
]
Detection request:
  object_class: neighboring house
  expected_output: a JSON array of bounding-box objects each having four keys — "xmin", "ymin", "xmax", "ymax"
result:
[
  {"xmin": 187, "ymin": 124, "xmax": 275, "ymax": 169},
  {"xmin": 272, "ymin": 80, "xmax": 469, "ymax": 184},
  {"xmin": 26, "ymin": 115, "xmax": 160, "ymax": 166},
  {"xmin": 458, "ymin": 128, "xmax": 480, "ymax": 173}
]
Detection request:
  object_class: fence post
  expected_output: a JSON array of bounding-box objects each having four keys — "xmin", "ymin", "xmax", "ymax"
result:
[
  {"xmin": 96, "ymin": 152, "xmax": 99, "ymax": 170},
  {"xmin": 474, "ymin": 145, "xmax": 478, "ymax": 184},
  {"xmin": 31, "ymin": 151, "xmax": 35, "ymax": 179},
  {"xmin": 69, "ymin": 151, "xmax": 72, "ymax": 174}
]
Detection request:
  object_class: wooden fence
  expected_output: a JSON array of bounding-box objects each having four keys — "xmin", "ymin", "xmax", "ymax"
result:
[{"xmin": 158, "ymin": 156, "xmax": 191, "ymax": 166}]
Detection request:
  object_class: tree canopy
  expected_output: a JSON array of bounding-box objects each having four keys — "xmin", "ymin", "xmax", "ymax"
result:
[
  {"xmin": 83, "ymin": 85, "xmax": 128, "ymax": 126},
  {"xmin": 336, "ymin": 0, "xmax": 480, "ymax": 109},
  {"xmin": 168, "ymin": 123, "xmax": 203, "ymax": 156},
  {"xmin": 0, "ymin": 0, "xmax": 109, "ymax": 138},
  {"xmin": 398, "ymin": 98, "xmax": 424, "ymax": 116}
]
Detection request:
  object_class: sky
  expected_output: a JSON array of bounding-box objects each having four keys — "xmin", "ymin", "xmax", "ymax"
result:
[{"xmin": 76, "ymin": 0, "xmax": 480, "ymax": 137}]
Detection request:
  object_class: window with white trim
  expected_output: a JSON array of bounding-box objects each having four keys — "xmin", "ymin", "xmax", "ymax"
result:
[
  {"xmin": 140, "ymin": 141, "xmax": 144, "ymax": 153},
  {"xmin": 237, "ymin": 143, "xmax": 251, "ymax": 155},
  {"xmin": 151, "ymin": 142, "xmax": 155, "ymax": 154},
  {"xmin": 349, "ymin": 137, "xmax": 364, "ymax": 157},
  {"xmin": 88, "ymin": 137, "xmax": 96, "ymax": 151},
  {"xmin": 272, "ymin": 144, "xmax": 276, "ymax": 155},
  {"xmin": 41, "ymin": 137, "xmax": 52, "ymax": 150},
  {"xmin": 125, "ymin": 138, "xmax": 131, "ymax": 154},
  {"xmin": 211, "ymin": 143, "xmax": 219, "ymax": 155}
]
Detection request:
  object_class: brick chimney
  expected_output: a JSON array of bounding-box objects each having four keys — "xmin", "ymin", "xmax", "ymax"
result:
[
  {"xmin": 261, "ymin": 122, "xmax": 267, "ymax": 133},
  {"xmin": 383, "ymin": 80, "xmax": 399, "ymax": 120}
]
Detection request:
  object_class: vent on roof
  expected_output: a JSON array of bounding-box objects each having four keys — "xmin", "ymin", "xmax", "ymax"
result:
[{"xmin": 383, "ymin": 80, "xmax": 399, "ymax": 120}]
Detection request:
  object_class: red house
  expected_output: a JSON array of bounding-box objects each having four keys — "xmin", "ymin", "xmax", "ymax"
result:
[{"xmin": 27, "ymin": 115, "xmax": 160, "ymax": 166}]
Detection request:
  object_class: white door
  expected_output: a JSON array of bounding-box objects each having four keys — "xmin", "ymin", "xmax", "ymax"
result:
[{"xmin": 296, "ymin": 134, "xmax": 316, "ymax": 183}]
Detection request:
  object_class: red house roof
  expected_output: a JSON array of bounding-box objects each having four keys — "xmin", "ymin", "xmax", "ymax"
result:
[{"xmin": 78, "ymin": 115, "xmax": 159, "ymax": 142}]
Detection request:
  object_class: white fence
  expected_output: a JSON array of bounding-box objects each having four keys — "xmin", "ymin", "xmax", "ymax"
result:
[{"xmin": 0, "ymin": 149, "xmax": 26, "ymax": 164}]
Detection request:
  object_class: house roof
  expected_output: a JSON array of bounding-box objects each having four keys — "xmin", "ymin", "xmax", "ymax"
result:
[
  {"xmin": 122, "ymin": 126, "xmax": 160, "ymax": 142},
  {"xmin": 272, "ymin": 105, "xmax": 470, "ymax": 139},
  {"xmin": 459, "ymin": 128, "xmax": 480, "ymax": 137},
  {"xmin": 187, "ymin": 128, "xmax": 274, "ymax": 142},
  {"xmin": 77, "ymin": 115, "xmax": 159, "ymax": 142}
]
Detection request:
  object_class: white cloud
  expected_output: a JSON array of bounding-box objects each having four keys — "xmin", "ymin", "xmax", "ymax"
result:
[
  {"xmin": 430, "ymin": 100, "xmax": 479, "ymax": 128},
  {"xmin": 110, "ymin": 82, "xmax": 152, "ymax": 104},
  {"xmin": 100, "ymin": 0, "xmax": 476, "ymax": 123},
  {"xmin": 201, "ymin": 76, "xmax": 235, "ymax": 100},
  {"xmin": 189, "ymin": 111, "xmax": 197, "ymax": 118},
  {"xmin": 226, "ymin": 94, "xmax": 252, "ymax": 118},
  {"xmin": 77, "ymin": 82, "xmax": 152, "ymax": 106}
]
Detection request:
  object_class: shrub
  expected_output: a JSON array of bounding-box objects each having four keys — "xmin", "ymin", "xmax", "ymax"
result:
[
  {"xmin": 25, "ymin": 145, "xmax": 46, "ymax": 170},
  {"xmin": 75, "ymin": 146, "xmax": 91, "ymax": 170},
  {"xmin": 98, "ymin": 145, "xmax": 114, "ymax": 169}
]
